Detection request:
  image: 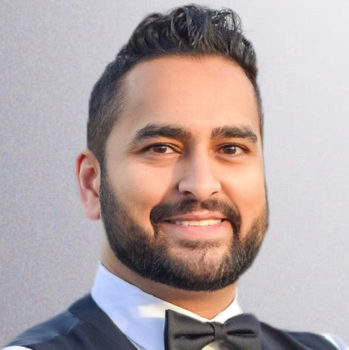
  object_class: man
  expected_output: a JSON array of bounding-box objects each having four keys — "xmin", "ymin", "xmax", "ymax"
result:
[{"xmin": 3, "ymin": 5, "xmax": 347, "ymax": 350}]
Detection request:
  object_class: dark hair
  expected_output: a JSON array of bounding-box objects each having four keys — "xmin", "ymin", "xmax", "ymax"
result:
[{"xmin": 88, "ymin": 4, "xmax": 262, "ymax": 165}]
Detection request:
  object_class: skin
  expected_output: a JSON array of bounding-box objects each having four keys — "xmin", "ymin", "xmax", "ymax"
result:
[{"xmin": 76, "ymin": 55, "xmax": 266, "ymax": 319}]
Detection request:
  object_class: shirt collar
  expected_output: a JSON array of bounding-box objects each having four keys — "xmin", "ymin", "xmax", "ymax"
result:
[{"xmin": 91, "ymin": 263, "xmax": 243, "ymax": 350}]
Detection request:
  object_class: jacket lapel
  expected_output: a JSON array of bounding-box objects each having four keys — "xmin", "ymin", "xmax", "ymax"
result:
[{"xmin": 69, "ymin": 294, "xmax": 138, "ymax": 350}]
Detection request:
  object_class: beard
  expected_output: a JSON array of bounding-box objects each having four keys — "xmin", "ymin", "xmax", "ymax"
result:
[{"xmin": 100, "ymin": 171, "xmax": 268, "ymax": 291}]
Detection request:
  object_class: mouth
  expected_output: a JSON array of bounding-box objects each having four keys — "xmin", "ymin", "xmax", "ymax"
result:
[
  {"xmin": 165, "ymin": 219, "xmax": 225, "ymax": 226},
  {"xmin": 159, "ymin": 212, "xmax": 231, "ymax": 241}
]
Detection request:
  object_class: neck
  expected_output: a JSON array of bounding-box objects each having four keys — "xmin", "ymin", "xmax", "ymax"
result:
[{"xmin": 101, "ymin": 243, "xmax": 237, "ymax": 319}]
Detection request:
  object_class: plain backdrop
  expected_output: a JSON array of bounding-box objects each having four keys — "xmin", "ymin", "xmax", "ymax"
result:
[{"xmin": 1, "ymin": 0, "xmax": 348, "ymax": 345}]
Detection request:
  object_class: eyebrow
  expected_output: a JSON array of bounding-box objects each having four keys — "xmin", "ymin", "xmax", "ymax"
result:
[
  {"xmin": 211, "ymin": 126, "xmax": 258, "ymax": 143},
  {"xmin": 130, "ymin": 123, "xmax": 258, "ymax": 147},
  {"xmin": 131, "ymin": 124, "xmax": 192, "ymax": 144}
]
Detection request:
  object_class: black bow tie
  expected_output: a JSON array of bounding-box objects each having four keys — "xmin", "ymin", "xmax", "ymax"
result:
[{"xmin": 165, "ymin": 310, "xmax": 261, "ymax": 350}]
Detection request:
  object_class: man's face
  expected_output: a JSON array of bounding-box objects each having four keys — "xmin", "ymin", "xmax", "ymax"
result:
[{"xmin": 100, "ymin": 55, "xmax": 268, "ymax": 291}]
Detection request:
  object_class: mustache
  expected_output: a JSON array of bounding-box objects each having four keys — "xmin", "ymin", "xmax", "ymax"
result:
[{"xmin": 150, "ymin": 198, "xmax": 241, "ymax": 235}]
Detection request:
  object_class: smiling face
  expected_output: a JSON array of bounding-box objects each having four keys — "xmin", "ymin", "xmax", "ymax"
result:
[{"xmin": 99, "ymin": 55, "xmax": 268, "ymax": 290}]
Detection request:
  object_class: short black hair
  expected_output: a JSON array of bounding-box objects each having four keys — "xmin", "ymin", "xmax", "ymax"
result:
[{"xmin": 88, "ymin": 4, "xmax": 262, "ymax": 165}]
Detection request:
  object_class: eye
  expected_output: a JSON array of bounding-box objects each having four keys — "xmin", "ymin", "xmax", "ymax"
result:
[
  {"xmin": 219, "ymin": 144, "xmax": 246, "ymax": 155},
  {"xmin": 144, "ymin": 143, "xmax": 179, "ymax": 154}
]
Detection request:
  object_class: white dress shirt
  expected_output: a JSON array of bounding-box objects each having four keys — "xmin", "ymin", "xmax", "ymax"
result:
[
  {"xmin": 91, "ymin": 264, "xmax": 243, "ymax": 350},
  {"xmin": 3, "ymin": 264, "xmax": 347, "ymax": 350}
]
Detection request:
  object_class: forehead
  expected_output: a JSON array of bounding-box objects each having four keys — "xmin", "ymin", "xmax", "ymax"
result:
[{"xmin": 110, "ymin": 55, "xmax": 260, "ymax": 141}]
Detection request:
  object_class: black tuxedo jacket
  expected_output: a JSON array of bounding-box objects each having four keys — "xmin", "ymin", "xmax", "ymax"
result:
[{"xmin": 7, "ymin": 294, "xmax": 337, "ymax": 349}]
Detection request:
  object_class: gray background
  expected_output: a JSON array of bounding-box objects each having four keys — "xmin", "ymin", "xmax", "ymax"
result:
[{"xmin": 1, "ymin": 0, "xmax": 348, "ymax": 345}]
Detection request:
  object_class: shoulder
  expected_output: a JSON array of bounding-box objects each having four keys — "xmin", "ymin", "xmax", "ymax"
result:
[
  {"xmin": 3, "ymin": 295, "xmax": 135, "ymax": 350},
  {"xmin": 3, "ymin": 295, "xmax": 91, "ymax": 349},
  {"xmin": 260, "ymin": 321, "xmax": 348, "ymax": 349},
  {"xmin": 4, "ymin": 308, "xmax": 80, "ymax": 349}
]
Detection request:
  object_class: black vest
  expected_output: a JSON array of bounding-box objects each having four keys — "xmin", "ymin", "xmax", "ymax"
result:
[{"xmin": 6, "ymin": 294, "xmax": 336, "ymax": 349}]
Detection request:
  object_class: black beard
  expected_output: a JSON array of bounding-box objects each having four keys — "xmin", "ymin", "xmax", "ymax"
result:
[{"xmin": 100, "ymin": 170, "xmax": 268, "ymax": 291}]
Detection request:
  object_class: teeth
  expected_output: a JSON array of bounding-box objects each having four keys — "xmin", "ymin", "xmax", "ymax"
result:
[{"xmin": 173, "ymin": 219, "xmax": 222, "ymax": 226}]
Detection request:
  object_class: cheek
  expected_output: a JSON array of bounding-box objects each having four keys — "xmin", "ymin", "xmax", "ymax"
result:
[
  {"xmin": 111, "ymin": 164, "xmax": 175, "ymax": 216},
  {"xmin": 224, "ymin": 164, "xmax": 266, "ymax": 217}
]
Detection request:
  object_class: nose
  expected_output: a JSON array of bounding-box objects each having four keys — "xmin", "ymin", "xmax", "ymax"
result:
[{"xmin": 177, "ymin": 150, "xmax": 221, "ymax": 200}]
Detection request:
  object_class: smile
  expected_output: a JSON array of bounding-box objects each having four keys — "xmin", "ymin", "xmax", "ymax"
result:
[{"xmin": 168, "ymin": 219, "xmax": 223, "ymax": 226}]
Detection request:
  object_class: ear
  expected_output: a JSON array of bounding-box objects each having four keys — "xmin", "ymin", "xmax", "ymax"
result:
[{"xmin": 76, "ymin": 149, "xmax": 101, "ymax": 220}]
